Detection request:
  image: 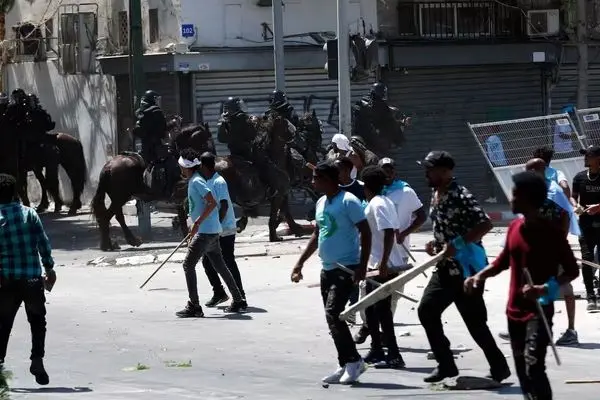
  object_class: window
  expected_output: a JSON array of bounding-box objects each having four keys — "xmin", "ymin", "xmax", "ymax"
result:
[
  {"xmin": 419, "ymin": 2, "xmax": 492, "ymax": 38},
  {"xmin": 60, "ymin": 13, "xmax": 78, "ymax": 45},
  {"xmin": 118, "ymin": 11, "xmax": 129, "ymax": 48},
  {"xmin": 149, "ymin": 8, "xmax": 159, "ymax": 43}
]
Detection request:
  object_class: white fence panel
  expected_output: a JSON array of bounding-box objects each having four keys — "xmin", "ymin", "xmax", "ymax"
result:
[{"xmin": 468, "ymin": 113, "xmax": 585, "ymax": 201}]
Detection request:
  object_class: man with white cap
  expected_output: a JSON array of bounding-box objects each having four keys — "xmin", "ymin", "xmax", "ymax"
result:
[{"xmin": 330, "ymin": 133, "xmax": 359, "ymax": 179}]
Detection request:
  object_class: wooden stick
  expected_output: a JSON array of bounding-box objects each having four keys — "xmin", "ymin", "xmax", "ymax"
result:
[
  {"xmin": 335, "ymin": 263, "xmax": 418, "ymax": 304},
  {"xmin": 578, "ymin": 258, "xmax": 600, "ymax": 270},
  {"xmin": 339, "ymin": 253, "xmax": 444, "ymax": 320},
  {"xmin": 401, "ymin": 243, "xmax": 427, "ymax": 278},
  {"xmin": 565, "ymin": 379, "xmax": 600, "ymax": 384},
  {"xmin": 522, "ymin": 268, "xmax": 561, "ymax": 366},
  {"xmin": 139, "ymin": 234, "xmax": 190, "ymax": 289}
]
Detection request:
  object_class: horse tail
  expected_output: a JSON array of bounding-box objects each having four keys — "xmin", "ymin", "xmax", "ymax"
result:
[{"xmin": 91, "ymin": 167, "xmax": 110, "ymax": 222}]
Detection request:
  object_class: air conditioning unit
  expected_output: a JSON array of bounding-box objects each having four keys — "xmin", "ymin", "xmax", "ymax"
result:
[{"xmin": 527, "ymin": 9, "xmax": 560, "ymax": 37}]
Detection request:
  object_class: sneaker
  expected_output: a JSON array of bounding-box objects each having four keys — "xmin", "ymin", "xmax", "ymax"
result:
[
  {"xmin": 205, "ymin": 293, "xmax": 229, "ymax": 308},
  {"xmin": 175, "ymin": 301, "xmax": 205, "ymax": 318},
  {"xmin": 363, "ymin": 348, "xmax": 386, "ymax": 364},
  {"xmin": 374, "ymin": 355, "xmax": 406, "ymax": 369},
  {"xmin": 340, "ymin": 359, "xmax": 367, "ymax": 384},
  {"xmin": 423, "ymin": 366, "xmax": 459, "ymax": 383},
  {"xmin": 498, "ymin": 332, "xmax": 510, "ymax": 341},
  {"xmin": 556, "ymin": 329, "xmax": 579, "ymax": 346},
  {"xmin": 29, "ymin": 358, "xmax": 49, "ymax": 386},
  {"xmin": 322, "ymin": 366, "xmax": 345, "ymax": 384},
  {"xmin": 224, "ymin": 300, "xmax": 246, "ymax": 313},
  {"xmin": 586, "ymin": 298, "xmax": 597, "ymax": 312}
]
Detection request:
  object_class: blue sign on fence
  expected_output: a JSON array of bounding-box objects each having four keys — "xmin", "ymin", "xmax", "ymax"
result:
[{"xmin": 181, "ymin": 24, "xmax": 195, "ymax": 38}]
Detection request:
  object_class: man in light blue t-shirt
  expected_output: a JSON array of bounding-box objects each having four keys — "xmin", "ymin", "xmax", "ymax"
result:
[
  {"xmin": 198, "ymin": 152, "xmax": 247, "ymax": 309},
  {"xmin": 291, "ymin": 161, "xmax": 372, "ymax": 385},
  {"xmin": 176, "ymin": 149, "xmax": 244, "ymax": 318}
]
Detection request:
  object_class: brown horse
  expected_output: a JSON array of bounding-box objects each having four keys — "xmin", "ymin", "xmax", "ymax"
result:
[
  {"xmin": 91, "ymin": 123, "xmax": 215, "ymax": 251},
  {"xmin": 20, "ymin": 133, "xmax": 87, "ymax": 215}
]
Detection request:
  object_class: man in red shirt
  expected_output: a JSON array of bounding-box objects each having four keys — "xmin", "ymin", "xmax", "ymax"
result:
[{"xmin": 465, "ymin": 171, "xmax": 579, "ymax": 399}]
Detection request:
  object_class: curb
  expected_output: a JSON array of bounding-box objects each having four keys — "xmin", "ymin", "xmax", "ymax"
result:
[{"xmin": 276, "ymin": 223, "xmax": 315, "ymax": 236}]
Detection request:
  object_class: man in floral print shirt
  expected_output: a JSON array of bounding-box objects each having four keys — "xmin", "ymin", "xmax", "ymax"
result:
[{"xmin": 416, "ymin": 151, "xmax": 510, "ymax": 384}]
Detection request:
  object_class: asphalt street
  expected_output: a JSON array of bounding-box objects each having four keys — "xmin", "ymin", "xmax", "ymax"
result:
[{"xmin": 4, "ymin": 210, "xmax": 600, "ymax": 399}]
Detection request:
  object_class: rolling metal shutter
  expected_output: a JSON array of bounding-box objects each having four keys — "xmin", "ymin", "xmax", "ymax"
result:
[
  {"xmin": 383, "ymin": 65, "xmax": 544, "ymax": 203},
  {"xmin": 194, "ymin": 69, "xmax": 374, "ymax": 155},
  {"xmin": 550, "ymin": 65, "xmax": 600, "ymax": 113}
]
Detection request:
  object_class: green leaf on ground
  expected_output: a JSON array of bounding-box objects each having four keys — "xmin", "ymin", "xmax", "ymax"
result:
[{"xmin": 122, "ymin": 363, "xmax": 150, "ymax": 372}]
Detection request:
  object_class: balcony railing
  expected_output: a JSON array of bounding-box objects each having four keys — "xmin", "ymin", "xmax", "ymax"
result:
[{"xmin": 396, "ymin": 0, "xmax": 526, "ymax": 40}]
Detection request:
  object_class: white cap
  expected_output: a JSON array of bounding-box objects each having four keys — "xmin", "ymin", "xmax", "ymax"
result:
[{"xmin": 331, "ymin": 133, "xmax": 351, "ymax": 151}]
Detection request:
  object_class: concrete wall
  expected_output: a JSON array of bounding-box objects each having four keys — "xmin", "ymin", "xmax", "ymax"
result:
[
  {"xmin": 5, "ymin": 61, "xmax": 117, "ymax": 205},
  {"xmin": 179, "ymin": 0, "xmax": 378, "ymax": 48}
]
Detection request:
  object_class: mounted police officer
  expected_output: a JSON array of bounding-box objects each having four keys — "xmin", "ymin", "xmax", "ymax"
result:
[
  {"xmin": 352, "ymin": 82, "xmax": 399, "ymax": 152},
  {"xmin": 218, "ymin": 96, "xmax": 288, "ymax": 197},
  {"xmin": 265, "ymin": 90, "xmax": 299, "ymax": 127},
  {"xmin": 133, "ymin": 90, "xmax": 167, "ymax": 165},
  {"xmin": 26, "ymin": 93, "xmax": 55, "ymax": 138}
]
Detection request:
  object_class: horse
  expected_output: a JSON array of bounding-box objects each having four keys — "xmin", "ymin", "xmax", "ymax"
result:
[
  {"xmin": 18, "ymin": 132, "xmax": 87, "ymax": 215},
  {"xmin": 91, "ymin": 122, "xmax": 212, "ymax": 251},
  {"xmin": 352, "ymin": 101, "xmax": 411, "ymax": 156}
]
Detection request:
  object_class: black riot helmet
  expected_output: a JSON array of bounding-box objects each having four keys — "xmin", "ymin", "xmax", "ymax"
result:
[
  {"xmin": 27, "ymin": 93, "xmax": 40, "ymax": 108},
  {"xmin": 141, "ymin": 90, "xmax": 160, "ymax": 106},
  {"xmin": 223, "ymin": 97, "xmax": 246, "ymax": 116},
  {"xmin": 269, "ymin": 90, "xmax": 287, "ymax": 108},
  {"xmin": 11, "ymin": 89, "xmax": 27, "ymax": 105},
  {"xmin": 370, "ymin": 82, "xmax": 387, "ymax": 101}
]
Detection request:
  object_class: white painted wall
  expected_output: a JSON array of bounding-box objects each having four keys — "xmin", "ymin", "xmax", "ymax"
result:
[
  {"xmin": 178, "ymin": 0, "xmax": 378, "ymax": 48},
  {"xmin": 5, "ymin": 61, "xmax": 117, "ymax": 205}
]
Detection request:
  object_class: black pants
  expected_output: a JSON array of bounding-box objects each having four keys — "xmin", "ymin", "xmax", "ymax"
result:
[
  {"xmin": 508, "ymin": 306, "xmax": 554, "ymax": 400},
  {"xmin": 365, "ymin": 273, "xmax": 400, "ymax": 357},
  {"xmin": 202, "ymin": 234, "xmax": 246, "ymax": 299},
  {"xmin": 0, "ymin": 278, "xmax": 47, "ymax": 362},
  {"xmin": 183, "ymin": 233, "xmax": 243, "ymax": 305},
  {"xmin": 141, "ymin": 137, "xmax": 161, "ymax": 164},
  {"xmin": 578, "ymin": 227, "xmax": 600, "ymax": 299},
  {"xmin": 417, "ymin": 264, "xmax": 508, "ymax": 374},
  {"xmin": 320, "ymin": 269, "xmax": 361, "ymax": 367}
]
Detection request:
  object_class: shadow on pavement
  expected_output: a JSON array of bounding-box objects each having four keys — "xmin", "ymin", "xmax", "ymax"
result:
[{"xmin": 352, "ymin": 382, "xmax": 421, "ymax": 390}]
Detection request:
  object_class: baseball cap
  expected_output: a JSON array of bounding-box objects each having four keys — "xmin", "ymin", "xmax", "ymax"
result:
[
  {"xmin": 579, "ymin": 145, "xmax": 600, "ymax": 157},
  {"xmin": 378, "ymin": 157, "xmax": 396, "ymax": 168},
  {"xmin": 331, "ymin": 133, "xmax": 351, "ymax": 151},
  {"xmin": 417, "ymin": 151, "xmax": 455, "ymax": 169}
]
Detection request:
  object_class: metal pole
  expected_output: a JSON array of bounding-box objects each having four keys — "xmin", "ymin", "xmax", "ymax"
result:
[
  {"xmin": 272, "ymin": 0, "xmax": 286, "ymax": 91},
  {"xmin": 337, "ymin": 0, "xmax": 352, "ymax": 136},
  {"xmin": 576, "ymin": 0, "xmax": 588, "ymax": 109},
  {"xmin": 130, "ymin": 0, "xmax": 152, "ymax": 241}
]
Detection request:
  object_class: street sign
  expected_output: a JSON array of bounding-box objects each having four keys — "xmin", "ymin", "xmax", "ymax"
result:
[{"xmin": 181, "ymin": 24, "xmax": 195, "ymax": 38}]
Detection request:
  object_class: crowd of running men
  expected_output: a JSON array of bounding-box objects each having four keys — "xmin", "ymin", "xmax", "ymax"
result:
[{"xmin": 0, "ymin": 137, "xmax": 597, "ymax": 400}]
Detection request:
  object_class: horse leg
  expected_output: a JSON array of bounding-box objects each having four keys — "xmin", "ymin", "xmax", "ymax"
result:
[
  {"xmin": 43, "ymin": 162, "xmax": 63, "ymax": 214},
  {"xmin": 113, "ymin": 206, "xmax": 143, "ymax": 248},
  {"xmin": 98, "ymin": 206, "xmax": 117, "ymax": 251},
  {"xmin": 236, "ymin": 213, "xmax": 248, "ymax": 234},
  {"xmin": 33, "ymin": 168, "xmax": 50, "ymax": 213},
  {"xmin": 268, "ymin": 195, "xmax": 285, "ymax": 242},
  {"xmin": 279, "ymin": 195, "xmax": 308, "ymax": 237},
  {"xmin": 17, "ymin": 171, "xmax": 30, "ymax": 207}
]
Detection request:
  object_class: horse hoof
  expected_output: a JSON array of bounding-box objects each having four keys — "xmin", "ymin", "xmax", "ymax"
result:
[
  {"xmin": 269, "ymin": 235, "xmax": 284, "ymax": 243},
  {"xmin": 67, "ymin": 208, "xmax": 78, "ymax": 216},
  {"xmin": 36, "ymin": 205, "xmax": 48, "ymax": 213},
  {"xmin": 128, "ymin": 237, "xmax": 143, "ymax": 247}
]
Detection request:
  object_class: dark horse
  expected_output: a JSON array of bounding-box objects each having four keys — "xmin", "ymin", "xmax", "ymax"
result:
[
  {"xmin": 91, "ymin": 122, "xmax": 213, "ymax": 251},
  {"xmin": 19, "ymin": 133, "xmax": 87, "ymax": 215}
]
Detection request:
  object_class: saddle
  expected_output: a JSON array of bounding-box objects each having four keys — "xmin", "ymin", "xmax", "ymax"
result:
[{"xmin": 143, "ymin": 156, "xmax": 180, "ymax": 199}]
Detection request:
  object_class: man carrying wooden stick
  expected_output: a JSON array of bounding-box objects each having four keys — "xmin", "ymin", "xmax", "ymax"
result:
[
  {"xmin": 291, "ymin": 160, "xmax": 371, "ymax": 385},
  {"xmin": 416, "ymin": 151, "xmax": 509, "ymax": 383},
  {"xmin": 465, "ymin": 171, "xmax": 579, "ymax": 399}
]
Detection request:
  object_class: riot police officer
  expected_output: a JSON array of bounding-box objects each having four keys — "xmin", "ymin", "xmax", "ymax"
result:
[
  {"xmin": 218, "ymin": 96, "xmax": 289, "ymax": 197},
  {"xmin": 27, "ymin": 94, "xmax": 55, "ymax": 138},
  {"xmin": 133, "ymin": 90, "xmax": 167, "ymax": 164},
  {"xmin": 265, "ymin": 90, "xmax": 299, "ymax": 127}
]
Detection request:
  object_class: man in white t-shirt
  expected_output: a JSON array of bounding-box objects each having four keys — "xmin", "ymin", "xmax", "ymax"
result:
[
  {"xmin": 359, "ymin": 166, "xmax": 406, "ymax": 369},
  {"xmin": 354, "ymin": 157, "xmax": 426, "ymax": 345}
]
